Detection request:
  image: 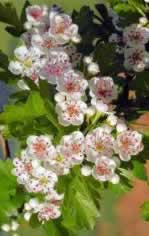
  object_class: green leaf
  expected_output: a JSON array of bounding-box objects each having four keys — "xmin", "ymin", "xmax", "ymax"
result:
[
  {"xmin": 130, "ymin": 71, "xmax": 149, "ymax": 97},
  {"xmin": 132, "ymin": 160, "xmax": 148, "ymax": 181},
  {"xmin": 141, "ymin": 201, "xmax": 149, "ymax": 221},
  {"xmin": 59, "ymin": 169, "xmax": 100, "ymax": 233},
  {"xmin": 43, "ymin": 221, "xmax": 62, "ymax": 236},
  {"xmin": 0, "ymin": 2, "xmax": 20, "ymax": 27},
  {"xmin": 0, "ymin": 160, "xmax": 17, "ymax": 224},
  {"xmin": 94, "ymin": 43, "xmax": 116, "ymax": 75},
  {"xmin": 0, "ymin": 50, "xmax": 9, "ymax": 70},
  {"xmin": 0, "ymin": 91, "xmax": 46, "ymax": 124}
]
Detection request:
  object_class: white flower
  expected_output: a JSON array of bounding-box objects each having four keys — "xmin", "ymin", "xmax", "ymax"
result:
[
  {"xmin": 49, "ymin": 13, "xmax": 79, "ymax": 44},
  {"xmin": 89, "ymin": 76, "xmax": 118, "ymax": 104},
  {"xmin": 57, "ymin": 131, "xmax": 85, "ymax": 166},
  {"xmin": 9, "ymin": 45, "xmax": 44, "ymax": 81},
  {"xmin": 40, "ymin": 49, "xmax": 71, "ymax": 84},
  {"xmin": 12, "ymin": 150, "xmax": 33, "ymax": 185},
  {"xmin": 31, "ymin": 32, "xmax": 58, "ymax": 51},
  {"xmin": 26, "ymin": 5, "xmax": 48, "ymax": 26},
  {"xmin": 26, "ymin": 135, "xmax": 55, "ymax": 161},
  {"xmin": 124, "ymin": 46, "xmax": 149, "ymax": 72},
  {"xmin": 38, "ymin": 203, "xmax": 61, "ymax": 222},
  {"xmin": 123, "ymin": 24, "xmax": 149, "ymax": 47},
  {"xmin": 56, "ymin": 69, "xmax": 88, "ymax": 99},
  {"xmin": 28, "ymin": 166, "xmax": 58, "ymax": 193},
  {"xmin": 55, "ymin": 99, "xmax": 87, "ymax": 126},
  {"xmin": 114, "ymin": 130, "xmax": 144, "ymax": 161},
  {"xmin": 87, "ymin": 62, "xmax": 100, "ymax": 75},
  {"xmin": 92, "ymin": 156, "xmax": 119, "ymax": 183},
  {"xmin": 81, "ymin": 165, "xmax": 92, "ymax": 176},
  {"xmin": 85, "ymin": 127, "xmax": 114, "ymax": 163}
]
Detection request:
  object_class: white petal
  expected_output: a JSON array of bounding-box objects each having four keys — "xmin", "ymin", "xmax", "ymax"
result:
[
  {"xmin": 24, "ymin": 212, "xmax": 32, "ymax": 221},
  {"xmin": 110, "ymin": 174, "xmax": 120, "ymax": 184}
]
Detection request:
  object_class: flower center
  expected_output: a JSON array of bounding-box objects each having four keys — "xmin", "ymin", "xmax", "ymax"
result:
[
  {"xmin": 56, "ymin": 155, "xmax": 64, "ymax": 162},
  {"xmin": 24, "ymin": 162, "xmax": 32, "ymax": 173},
  {"xmin": 95, "ymin": 142, "xmax": 104, "ymax": 152},
  {"xmin": 96, "ymin": 163, "xmax": 110, "ymax": 175},
  {"xmin": 24, "ymin": 58, "xmax": 32, "ymax": 67},
  {"xmin": 65, "ymin": 82, "xmax": 78, "ymax": 93},
  {"xmin": 39, "ymin": 177, "xmax": 49, "ymax": 185},
  {"xmin": 71, "ymin": 143, "xmax": 81, "ymax": 154},
  {"xmin": 55, "ymin": 23, "xmax": 65, "ymax": 34},
  {"xmin": 32, "ymin": 141, "xmax": 47, "ymax": 156},
  {"xmin": 67, "ymin": 105, "xmax": 79, "ymax": 117},
  {"xmin": 30, "ymin": 9, "xmax": 43, "ymax": 20}
]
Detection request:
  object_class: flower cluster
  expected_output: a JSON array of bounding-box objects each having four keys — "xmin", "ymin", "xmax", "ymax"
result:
[
  {"xmin": 123, "ymin": 24, "xmax": 149, "ymax": 72},
  {"xmin": 12, "ymin": 118, "xmax": 144, "ymax": 222},
  {"xmin": 9, "ymin": 4, "xmax": 119, "ymax": 127},
  {"xmin": 7, "ymin": 3, "xmax": 145, "ymax": 228}
]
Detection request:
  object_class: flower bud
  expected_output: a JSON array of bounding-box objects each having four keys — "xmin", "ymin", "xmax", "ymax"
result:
[
  {"xmin": 24, "ymin": 21, "xmax": 32, "ymax": 30},
  {"xmin": 87, "ymin": 62, "xmax": 100, "ymax": 75},
  {"xmin": 24, "ymin": 212, "xmax": 32, "ymax": 221},
  {"xmin": 107, "ymin": 114, "xmax": 117, "ymax": 126},
  {"xmin": 83, "ymin": 56, "xmax": 93, "ymax": 65},
  {"xmin": 71, "ymin": 35, "xmax": 81, "ymax": 44},
  {"xmin": 116, "ymin": 123, "xmax": 127, "ymax": 133}
]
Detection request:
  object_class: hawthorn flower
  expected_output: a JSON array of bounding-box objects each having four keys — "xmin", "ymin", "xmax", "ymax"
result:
[
  {"xmin": 26, "ymin": 135, "xmax": 55, "ymax": 161},
  {"xmin": 89, "ymin": 76, "xmax": 118, "ymax": 104},
  {"xmin": 123, "ymin": 24, "xmax": 149, "ymax": 47},
  {"xmin": 49, "ymin": 13, "xmax": 79, "ymax": 44},
  {"xmin": 26, "ymin": 5, "xmax": 48, "ymax": 26},
  {"xmin": 38, "ymin": 203, "xmax": 61, "ymax": 222},
  {"xmin": 85, "ymin": 127, "xmax": 114, "ymax": 163},
  {"xmin": 56, "ymin": 69, "xmax": 88, "ymax": 99},
  {"xmin": 40, "ymin": 49, "xmax": 71, "ymax": 84},
  {"xmin": 31, "ymin": 32, "xmax": 58, "ymax": 52},
  {"xmin": 24, "ymin": 198, "xmax": 43, "ymax": 221},
  {"xmin": 114, "ymin": 130, "xmax": 144, "ymax": 161},
  {"xmin": 24, "ymin": 192, "xmax": 63, "ymax": 223},
  {"xmin": 8, "ymin": 45, "xmax": 44, "ymax": 82},
  {"xmin": 27, "ymin": 166, "xmax": 58, "ymax": 193},
  {"xmin": 57, "ymin": 131, "xmax": 85, "ymax": 165},
  {"xmin": 12, "ymin": 150, "xmax": 33, "ymax": 185},
  {"xmin": 92, "ymin": 156, "xmax": 119, "ymax": 183},
  {"xmin": 124, "ymin": 46, "xmax": 149, "ymax": 72},
  {"xmin": 55, "ymin": 99, "xmax": 87, "ymax": 126}
]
